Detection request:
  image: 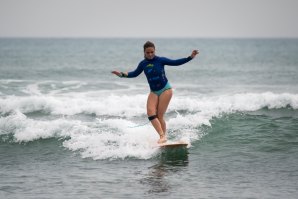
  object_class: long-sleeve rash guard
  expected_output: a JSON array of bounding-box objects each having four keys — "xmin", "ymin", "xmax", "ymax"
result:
[{"xmin": 127, "ymin": 56, "xmax": 192, "ymax": 91}]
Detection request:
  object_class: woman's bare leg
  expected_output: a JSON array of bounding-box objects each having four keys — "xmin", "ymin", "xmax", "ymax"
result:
[
  {"xmin": 147, "ymin": 92, "xmax": 166, "ymax": 143},
  {"xmin": 157, "ymin": 89, "xmax": 173, "ymax": 136},
  {"xmin": 147, "ymin": 89, "xmax": 173, "ymax": 143}
]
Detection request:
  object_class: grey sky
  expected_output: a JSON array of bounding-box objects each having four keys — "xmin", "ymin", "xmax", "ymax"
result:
[{"xmin": 0, "ymin": 0, "xmax": 297, "ymax": 38}]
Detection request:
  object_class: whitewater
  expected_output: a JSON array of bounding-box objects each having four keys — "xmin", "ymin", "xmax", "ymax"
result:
[{"xmin": 1, "ymin": 79, "xmax": 297, "ymax": 160}]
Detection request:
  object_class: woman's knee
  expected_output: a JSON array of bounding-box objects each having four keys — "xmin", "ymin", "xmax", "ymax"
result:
[
  {"xmin": 157, "ymin": 112, "xmax": 164, "ymax": 120},
  {"xmin": 147, "ymin": 108, "xmax": 156, "ymax": 116}
]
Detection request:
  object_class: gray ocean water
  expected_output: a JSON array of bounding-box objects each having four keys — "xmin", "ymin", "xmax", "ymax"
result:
[{"xmin": 0, "ymin": 38, "xmax": 298, "ymax": 199}]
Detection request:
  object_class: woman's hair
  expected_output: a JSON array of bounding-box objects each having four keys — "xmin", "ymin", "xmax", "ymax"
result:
[{"xmin": 143, "ymin": 41, "xmax": 155, "ymax": 51}]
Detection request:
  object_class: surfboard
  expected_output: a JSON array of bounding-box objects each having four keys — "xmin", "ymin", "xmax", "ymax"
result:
[{"xmin": 158, "ymin": 141, "xmax": 188, "ymax": 148}]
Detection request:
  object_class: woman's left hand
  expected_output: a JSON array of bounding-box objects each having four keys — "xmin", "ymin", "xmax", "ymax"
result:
[{"xmin": 190, "ymin": 50, "xmax": 199, "ymax": 58}]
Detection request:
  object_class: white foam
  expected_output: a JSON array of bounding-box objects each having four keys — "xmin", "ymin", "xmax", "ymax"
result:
[
  {"xmin": 63, "ymin": 120, "xmax": 159, "ymax": 160},
  {"xmin": 0, "ymin": 93, "xmax": 147, "ymax": 117},
  {"xmin": 1, "ymin": 91, "xmax": 298, "ymax": 160},
  {"xmin": 167, "ymin": 92, "xmax": 298, "ymax": 133},
  {"xmin": 0, "ymin": 79, "xmax": 27, "ymax": 84},
  {"xmin": 0, "ymin": 111, "xmax": 160, "ymax": 160},
  {"xmin": 22, "ymin": 83, "xmax": 42, "ymax": 96},
  {"xmin": 1, "ymin": 91, "xmax": 297, "ymax": 117},
  {"xmin": 0, "ymin": 110, "xmax": 86, "ymax": 141}
]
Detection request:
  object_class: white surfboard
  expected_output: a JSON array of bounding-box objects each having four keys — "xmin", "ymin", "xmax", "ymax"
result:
[{"xmin": 158, "ymin": 141, "xmax": 188, "ymax": 148}]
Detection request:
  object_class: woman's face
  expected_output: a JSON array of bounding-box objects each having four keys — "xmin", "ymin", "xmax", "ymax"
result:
[{"xmin": 144, "ymin": 47, "xmax": 155, "ymax": 60}]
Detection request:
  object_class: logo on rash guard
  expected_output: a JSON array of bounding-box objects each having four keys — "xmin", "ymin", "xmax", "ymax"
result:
[{"xmin": 147, "ymin": 64, "xmax": 154, "ymax": 67}]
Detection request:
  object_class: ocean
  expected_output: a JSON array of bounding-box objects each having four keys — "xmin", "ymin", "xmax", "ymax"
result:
[{"xmin": 0, "ymin": 38, "xmax": 298, "ymax": 199}]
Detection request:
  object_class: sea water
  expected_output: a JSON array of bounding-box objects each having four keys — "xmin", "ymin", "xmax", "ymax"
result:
[{"xmin": 0, "ymin": 38, "xmax": 298, "ymax": 198}]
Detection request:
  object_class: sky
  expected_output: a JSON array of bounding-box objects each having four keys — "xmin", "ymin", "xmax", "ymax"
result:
[{"xmin": 0, "ymin": 0, "xmax": 298, "ymax": 38}]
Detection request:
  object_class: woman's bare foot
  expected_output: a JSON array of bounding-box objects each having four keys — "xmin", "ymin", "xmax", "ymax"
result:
[{"xmin": 157, "ymin": 136, "xmax": 167, "ymax": 144}]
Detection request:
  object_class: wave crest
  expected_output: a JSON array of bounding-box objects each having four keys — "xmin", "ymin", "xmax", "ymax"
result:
[{"xmin": 1, "ymin": 92, "xmax": 297, "ymax": 160}]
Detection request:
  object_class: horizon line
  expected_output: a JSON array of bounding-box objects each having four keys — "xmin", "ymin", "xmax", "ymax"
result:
[{"xmin": 1, "ymin": 36, "xmax": 298, "ymax": 40}]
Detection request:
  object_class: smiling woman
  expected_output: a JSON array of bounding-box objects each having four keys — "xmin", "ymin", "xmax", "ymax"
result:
[{"xmin": 0, "ymin": 0, "xmax": 298, "ymax": 38}]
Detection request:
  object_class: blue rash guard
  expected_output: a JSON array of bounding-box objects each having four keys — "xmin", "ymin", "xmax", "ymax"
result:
[{"xmin": 127, "ymin": 56, "xmax": 192, "ymax": 91}]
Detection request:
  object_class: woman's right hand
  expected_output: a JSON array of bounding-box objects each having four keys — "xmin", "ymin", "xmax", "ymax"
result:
[
  {"xmin": 111, "ymin": 71, "xmax": 128, "ymax": 77},
  {"xmin": 111, "ymin": 71, "xmax": 121, "ymax": 77}
]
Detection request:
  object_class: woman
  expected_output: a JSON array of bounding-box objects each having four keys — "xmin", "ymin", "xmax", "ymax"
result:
[{"xmin": 112, "ymin": 41, "xmax": 199, "ymax": 143}]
